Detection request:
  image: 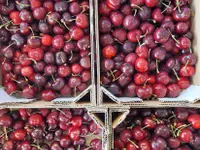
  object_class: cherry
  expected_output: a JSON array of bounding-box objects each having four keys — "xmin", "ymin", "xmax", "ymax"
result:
[
  {"xmin": 10, "ymin": 11, "xmax": 22, "ymax": 25},
  {"xmin": 106, "ymin": 0, "xmax": 121, "ymax": 10},
  {"xmin": 143, "ymin": 117, "xmax": 156, "ymax": 129},
  {"xmin": 99, "ymin": 2, "xmax": 112, "ymax": 16},
  {"xmin": 102, "ymin": 45, "xmax": 117, "ymax": 59},
  {"xmin": 90, "ymin": 139, "xmax": 102, "ymax": 150},
  {"xmin": 138, "ymin": 139, "xmax": 151, "ymax": 150},
  {"xmin": 70, "ymin": 26, "xmax": 84, "ymax": 40},
  {"xmin": 114, "ymin": 138, "xmax": 125, "ymax": 148},
  {"xmin": 138, "ymin": 6, "xmax": 152, "ymax": 21},
  {"xmin": 176, "ymin": 37, "xmax": 191, "ymax": 49},
  {"xmin": 69, "ymin": 127, "xmax": 81, "ymax": 141},
  {"xmin": 28, "ymin": 48, "xmax": 44, "ymax": 61},
  {"xmin": 110, "ymin": 11, "xmax": 124, "ymax": 26},
  {"xmin": 4, "ymin": 81, "xmax": 17, "ymax": 95},
  {"xmin": 145, "ymin": 0, "xmax": 158, "ymax": 7},
  {"xmin": 50, "ymin": 141, "xmax": 62, "ymax": 150},
  {"xmin": 135, "ymin": 45, "xmax": 148, "ymax": 58},
  {"xmin": 140, "ymin": 22, "xmax": 155, "ymax": 35},
  {"xmin": 179, "ymin": 128, "xmax": 193, "ymax": 143},
  {"xmin": 153, "ymin": 83, "xmax": 167, "ymax": 98},
  {"xmin": 21, "ymin": 66, "xmax": 34, "ymax": 77},
  {"xmin": 120, "ymin": 63, "xmax": 134, "ymax": 76},
  {"xmin": 123, "ymin": 40, "xmax": 136, "ymax": 54},
  {"xmin": 151, "ymin": 137, "xmax": 167, "ymax": 150},
  {"xmin": 135, "ymin": 58, "xmax": 148, "ymax": 72},
  {"xmin": 22, "ymin": 86, "xmax": 35, "ymax": 99},
  {"xmin": 118, "ymin": 75, "xmax": 132, "ymax": 87},
  {"xmin": 119, "ymin": 129, "xmax": 132, "ymax": 143},
  {"xmin": 180, "ymin": 53, "xmax": 197, "ymax": 66},
  {"xmin": 41, "ymin": 89, "xmax": 56, "ymax": 101},
  {"xmin": 136, "ymin": 85, "xmax": 152, "ymax": 99},
  {"xmin": 153, "ymin": 27, "xmax": 170, "ymax": 44},
  {"xmin": 0, "ymin": 115, "xmax": 13, "ymax": 127},
  {"xmin": 188, "ymin": 114, "xmax": 200, "ymax": 129},
  {"xmin": 156, "ymin": 71, "xmax": 171, "ymax": 85},
  {"xmin": 41, "ymin": 34, "xmax": 52, "ymax": 46},
  {"xmin": 132, "ymin": 126, "xmax": 146, "ymax": 140},
  {"xmin": 52, "ymin": 35, "xmax": 64, "ymax": 49},
  {"xmin": 179, "ymin": 65, "xmax": 195, "ymax": 77},
  {"xmin": 143, "ymin": 35, "xmax": 156, "ymax": 49},
  {"xmin": 126, "ymin": 142, "xmax": 137, "ymax": 150},
  {"xmin": 167, "ymin": 83, "xmax": 181, "ymax": 97},
  {"xmin": 76, "ymin": 14, "xmax": 89, "ymax": 29},
  {"xmin": 3, "ymin": 140, "xmax": 14, "ymax": 150},
  {"xmin": 33, "ymin": 7, "xmax": 47, "ymax": 20},
  {"xmin": 130, "ymin": 0, "xmax": 144, "ymax": 8},
  {"xmin": 123, "ymin": 15, "xmax": 140, "ymax": 31},
  {"xmin": 172, "ymin": 6, "xmax": 191, "ymax": 22},
  {"xmin": 152, "ymin": 8, "xmax": 164, "ymax": 22},
  {"xmin": 112, "ymin": 28, "xmax": 127, "ymax": 43},
  {"xmin": 134, "ymin": 73, "xmax": 148, "ymax": 85},
  {"xmin": 127, "ymin": 29, "xmax": 142, "ymax": 43},
  {"xmin": 10, "ymin": 129, "xmax": 26, "ymax": 141}
]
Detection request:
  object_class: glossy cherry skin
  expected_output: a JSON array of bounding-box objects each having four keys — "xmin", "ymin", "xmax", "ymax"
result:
[
  {"xmin": 153, "ymin": 27, "xmax": 170, "ymax": 44},
  {"xmin": 179, "ymin": 128, "xmax": 193, "ymax": 143},
  {"xmin": 167, "ymin": 83, "xmax": 181, "ymax": 97},
  {"xmin": 136, "ymin": 85, "xmax": 153, "ymax": 99},
  {"xmin": 188, "ymin": 114, "xmax": 200, "ymax": 129},
  {"xmin": 153, "ymin": 84, "xmax": 167, "ymax": 98},
  {"xmin": 135, "ymin": 58, "xmax": 148, "ymax": 72},
  {"xmin": 172, "ymin": 6, "xmax": 191, "ymax": 22},
  {"xmin": 145, "ymin": 0, "xmax": 158, "ymax": 7}
]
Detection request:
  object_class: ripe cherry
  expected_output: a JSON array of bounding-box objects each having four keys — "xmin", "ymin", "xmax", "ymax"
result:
[
  {"xmin": 41, "ymin": 89, "xmax": 56, "ymax": 101},
  {"xmin": 145, "ymin": 0, "xmax": 158, "ymax": 7},
  {"xmin": 135, "ymin": 58, "xmax": 148, "ymax": 72},
  {"xmin": 102, "ymin": 45, "xmax": 117, "ymax": 59}
]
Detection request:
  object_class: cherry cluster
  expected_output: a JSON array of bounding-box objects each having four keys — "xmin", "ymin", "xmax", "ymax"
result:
[
  {"xmin": 0, "ymin": 108, "xmax": 102, "ymax": 150},
  {"xmin": 0, "ymin": 0, "xmax": 91, "ymax": 101},
  {"xmin": 114, "ymin": 108, "xmax": 200, "ymax": 150},
  {"xmin": 99, "ymin": 0, "xmax": 196, "ymax": 99}
]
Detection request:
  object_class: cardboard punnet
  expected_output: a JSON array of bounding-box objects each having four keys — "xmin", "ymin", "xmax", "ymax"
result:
[
  {"xmin": 0, "ymin": 0, "xmax": 96, "ymax": 106},
  {"xmin": 95, "ymin": 0, "xmax": 200, "ymax": 105},
  {"xmin": 0, "ymin": 107, "xmax": 108, "ymax": 150}
]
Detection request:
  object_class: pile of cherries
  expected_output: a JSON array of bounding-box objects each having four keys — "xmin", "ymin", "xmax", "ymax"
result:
[
  {"xmin": 99, "ymin": 0, "xmax": 196, "ymax": 99},
  {"xmin": 114, "ymin": 108, "xmax": 200, "ymax": 150},
  {"xmin": 0, "ymin": 0, "xmax": 91, "ymax": 101},
  {"xmin": 0, "ymin": 108, "xmax": 102, "ymax": 150}
]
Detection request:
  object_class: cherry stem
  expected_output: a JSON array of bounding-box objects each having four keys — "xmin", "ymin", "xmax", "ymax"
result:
[
  {"xmin": 2, "ymin": 57, "xmax": 6, "ymax": 64},
  {"xmin": 68, "ymin": 50, "xmax": 73, "ymax": 61},
  {"xmin": 61, "ymin": 19, "xmax": 70, "ymax": 31},
  {"xmin": 142, "ymin": 125, "xmax": 148, "ymax": 130},
  {"xmin": 161, "ymin": 1, "xmax": 171, "ymax": 14},
  {"xmin": 143, "ymin": 78, "xmax": 150, "ymax": 88},
  {"xmin": 131, "ymin": 4, "xmax": 143, "ymax": 10},
  {"xmin": 156, "ymin": 59, "xmax": 160, "ymax": 74},
  {"xmin": 51, "ymin": 75, "xmax": 56, "ymax": 83},
  {"xmin": 47, "ymin": 14, "xmax": 62, "ymax": 27},
  {"xmin": 175, "ymin": 0, "xmax": 181, "ymax": 13},
  {"xmin": 112, "ymin": 74, "xmax": 123, "ymax": 82},
  {"xmin": 3, "ymin": 127, "xmax": 8, "ymax": 141},
  {"xmin": 134, "ymin": 9, "xmax": 137, "ymax": 16},
  {"xmin": 140, "ymin": 30, "xmax": 149, "ymax": 38},
  {"xmin": 114, "ymin": 38, "xmax": 123, "ymax": 45},
  {"xmin": 148, "ymin": 19, "xmax": 156, "ymax": 24},
  {"xmin": 24, "ymin": 77, "xmax": 28, "ymax": 82},
  {"xmin": 3, "ymin": 41, "xmax": 16, "ymax": 51},
  {"xmin": 16, "ymin": 1, "xmax": 30, "ymax": 7},
  {"xmin": 11, "ymin": 78, "xmax": 20, "ymax": 84},
  {"xmin": 136, "ymin": 36, "xmax": 141, "ymax": 46},
  {"xmin": 168, "ymin": 114, "xmax": 176, "ymax": 121},
  {"xmin": 128, "ymin": 139, "xmax": 139, "ymax": 149},
  {"xmin": 31, "ymin": 144, "xmax": 41, "ymax": 150},
  {"xmin": 127, "ymin": 124, "xmax": 135, "ymax": 129},
  {"xmin": 77, "ymin": 145, "xmax": 80, "ymax": 150},
  {"xmin": 9, "ymin": 90, "xmax": 22, "ymax": 96},
  {"xmin": 26, "ymin": 58, "xmax": 37, "ymax": 64},
  {"xmin": 176, "ymin": 124, "xmax": 191, "ymax": 137},
  {"xmin": 173, "ymin": 68, "xmax": 180, "ymax": 81},
  {"xmin": 109, "ymin": 70, "xmax": 115, "ymax": 81},
  {"xmin": 168, "ymin": 29, "xmax": 180, "ymax": 44},
  {"xmin": 5, "ymin": 26, "xmax": 20, "ymax": 32},
  {"xmin": 28, "ymin": 27, "xmax": 35, "ymax": 37},
  {"xmin": 0, "ymin": 20, "xmax": 12, "ymax": 29}
]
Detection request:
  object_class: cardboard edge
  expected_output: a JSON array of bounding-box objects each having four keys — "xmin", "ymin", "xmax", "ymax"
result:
[
  {"xmin": 87, "ymin": 108, "xmax": 109, "ymax": 150},
  {"xmin": 109, "ymin": 108, "xmax": 130, "ymax": 149}
]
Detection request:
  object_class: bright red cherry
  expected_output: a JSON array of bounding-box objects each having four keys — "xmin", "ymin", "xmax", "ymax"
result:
[
  {"xmin": 28, "ymin": 114, "xmax": 43, "ymax": 126},
  {"xmin": 41, "ymin": 34, "xmax": 52, "ymax": 46},
  {"xmin": 135, "ymin": 58, "xmax": 148, "ymax": 72},
  {"xmin": 21, "ymin": 66, "xmax": 34, "ymax": 77},
  {"xmin": 102, "ymin": 45, "xmax": 117, "ymax": 59},
  {"xmin": 145, "ymin": 0, "xmax": 158, "ymax": 7},
  {"xmin": 10, "ymin": 11, "xmax": 22, "ymax": 25},
  {"xmin": 188, "ymin": 114, "xmax": 200, "ymax": 129},
  {"xmin": 179, "ymin": 128, "xmax": 193, "ymax": 143}
]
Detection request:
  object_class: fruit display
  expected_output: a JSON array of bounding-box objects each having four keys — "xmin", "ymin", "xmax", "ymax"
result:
[
  {"xmin": 114, "ymin": 108, "xmax": 200, "ymax": 150},
  {"xmin": 0, "ymin": 108, "xmax": 102, "ymax": 150},
  {"xmin": 0, "ymin": 0, "xmax": 91, "ymax": 101},
  {"xmin": 99, "ymin": 0, "xmax": 196, "ymax": 99}
]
